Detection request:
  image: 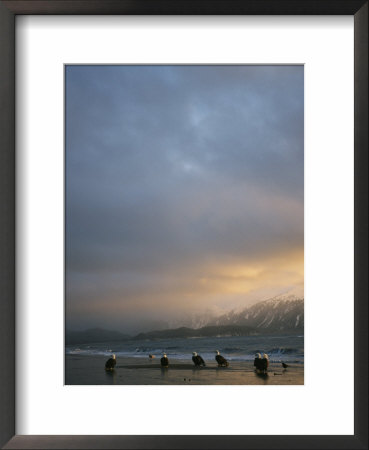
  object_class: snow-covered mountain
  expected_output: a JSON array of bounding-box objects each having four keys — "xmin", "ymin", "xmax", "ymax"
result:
[
  {"xmin": 209, "ymin": 295, "xmax": 304, "ymax": 333},
  {"xmin": 136, "ymin": 296, "xmax": 304, "ymax": 338},
  {"xmin": 167, "ymin": 312, "xmax": 215, "ymax": 330}
]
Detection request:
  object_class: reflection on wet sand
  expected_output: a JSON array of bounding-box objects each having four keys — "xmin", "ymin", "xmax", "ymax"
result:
[{"xmin": 104, "ymin": 368, "xmax": 117, "ymax": 384}]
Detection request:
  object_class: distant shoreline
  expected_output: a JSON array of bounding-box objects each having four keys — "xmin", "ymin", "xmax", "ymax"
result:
[{"xmin": 66, "ymin": 328, "xmax": 304, "ymax": 346}]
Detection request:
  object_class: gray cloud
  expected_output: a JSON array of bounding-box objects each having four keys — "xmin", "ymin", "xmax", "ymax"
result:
[{"xmin": 65, "ymin": 65, "xmax": 304, "ymax": 333}]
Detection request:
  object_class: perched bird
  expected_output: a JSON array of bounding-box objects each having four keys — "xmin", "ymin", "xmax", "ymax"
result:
[
  {"xmin": 281, "ymin": 362, "xmax": 289, "ymax": 369},
  {"xmin": 254, "ymin": 353, "xmax": 263, "ymax": 372},
  {"xmin": 261, "ymin": 353, "xmax": 269, "ymax": 374},
  {"xmin": 149, "ymin": 354, "xmax": 155, "ymax": 359},
  {"xmin": 161, "ymin": 353, "xmax": 169, "ymax": 368},
  {"xmin": 215, "ymin": 350, "xmax": 229, "ymax": 367},
  {"xmin": 192, "ymin": 352, "xmax": 206, "ymax": 367},
  {"xmin": 105, "ymin": 354, "xmax": 116, "ymax": 371}
]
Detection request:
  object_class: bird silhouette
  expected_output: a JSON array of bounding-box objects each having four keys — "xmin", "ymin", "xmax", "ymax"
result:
[
  {"xmin": 282, "ymin": 362, "xmax": 289, "ymax": 369},
  {"xmin": 161, "ymin": 353, "xmax": 169, "ymax": 367},
  {"xmin": 105, "ymin": 354, "xmax": 116, "ymax": 371}
]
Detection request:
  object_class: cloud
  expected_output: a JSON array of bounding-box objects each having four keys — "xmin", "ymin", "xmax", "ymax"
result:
[{"xmin": 65, "ymin": 65, "xmax": 304, "ymax": 332}]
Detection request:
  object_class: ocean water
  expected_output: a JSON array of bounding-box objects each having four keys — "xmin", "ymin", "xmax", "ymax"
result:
[{"xmin": 66, "ymin": 334, "xmax": 304, "ymax": 364}]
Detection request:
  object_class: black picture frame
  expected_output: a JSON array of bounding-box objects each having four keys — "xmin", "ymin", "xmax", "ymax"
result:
[{"xmin": 0, "ymin": 1, "xmax": 367, "ymax": 449}]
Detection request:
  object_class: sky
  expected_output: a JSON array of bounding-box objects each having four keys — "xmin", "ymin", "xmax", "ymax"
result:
[{"xmin": 65, "ymin": 65, "xmax": 304, "ymax": 334}]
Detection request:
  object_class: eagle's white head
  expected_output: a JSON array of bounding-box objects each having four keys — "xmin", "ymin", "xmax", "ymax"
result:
[
  {"xmin": 163, "ymin": 353, "xmax": 167, "ymax": 358},
  {"xmin": 112, "ymin": 354, "xmax": 116, "ymax": 360},
  {"xmin": 255, "ymin": 353, "xmax": 261, "ymax": 358},
  {"xmin": 192, "ymin": 352, "xmax": 197, "ymax": 356},
  {"xmin": 215, "ymin": 350, "xmax": 220, "ymax": 355},
  {"xmin": 263, "ymin": 353, "xmax": 269, "ymax": 359}
]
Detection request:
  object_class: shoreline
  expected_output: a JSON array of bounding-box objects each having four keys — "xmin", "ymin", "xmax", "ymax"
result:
[{"xmin": 65, "ymin": 354, "xmax": 304, "ymax": 385}]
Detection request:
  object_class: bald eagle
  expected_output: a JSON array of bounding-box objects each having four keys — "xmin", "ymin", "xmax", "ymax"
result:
[
  {"xmin": 282, "ymin": 362, "xmax": 288, "ymax": 369},
  {"xmin": 105, "ymin": 354, "xmax": 116, "ymax": 371},
  {"xmin": 254, "ymin": 353, "xmax": 263, "ymax": 372},
  {"xmin": 261, "ymin": 353, "xmax": 269, "ymax": 373},
  {"xmin": 161, "ymin": 353, "xmax": 169, "ymax": 367},
  {"xmin": 192, "ymin": 352, "xmax": 206, "ymax": 366},
  {"xmin": 215, "ymin": 350, "xmax": 229, "ymax": 367}
]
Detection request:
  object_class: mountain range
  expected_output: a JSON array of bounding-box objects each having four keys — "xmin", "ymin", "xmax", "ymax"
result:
[
  {"xmin": 66, "ymin": 294, "xmax": 304, "ymax": 344},
  {"xmin": 209, "ymin": 295, "xmax": 304, "ymax": 333}
]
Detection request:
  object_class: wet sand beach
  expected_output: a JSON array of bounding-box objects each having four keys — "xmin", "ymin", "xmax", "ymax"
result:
[{"xmin": 65, "ymin": 354, "xmax": 304, "ymax": 385}]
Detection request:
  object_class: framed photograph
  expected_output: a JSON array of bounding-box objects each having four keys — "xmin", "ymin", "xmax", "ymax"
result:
[
  {"xmin": 64, "ymin": 63, "xmax": 305, "ymax": 387},
  {"xmin": 0, "ymin": 1, "xmax": 367, "ymax": 449}
]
